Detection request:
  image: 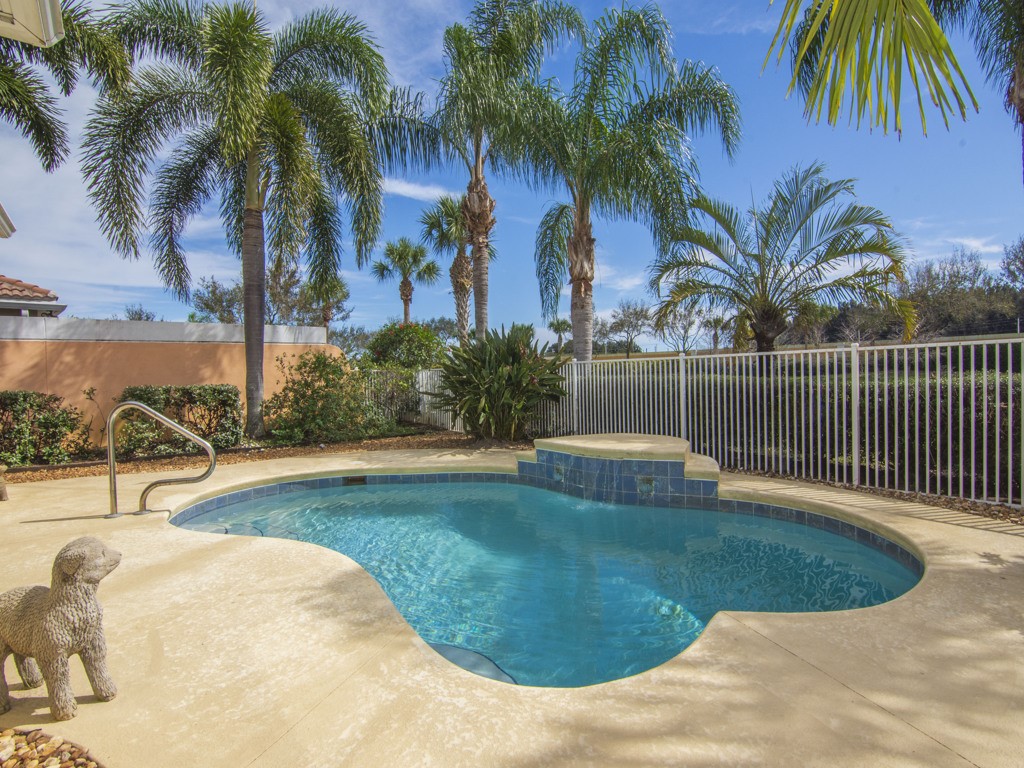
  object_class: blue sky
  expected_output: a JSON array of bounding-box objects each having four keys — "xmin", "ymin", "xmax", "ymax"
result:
[{"xmin": 1, "ymin": 0, "xmax": 1021, "ymax": 350}]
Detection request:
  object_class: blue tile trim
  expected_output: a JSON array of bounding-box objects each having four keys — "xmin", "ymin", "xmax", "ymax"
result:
[{"xmin": 171, "ymin": 454, "xmax": 921, "ymax": 577}]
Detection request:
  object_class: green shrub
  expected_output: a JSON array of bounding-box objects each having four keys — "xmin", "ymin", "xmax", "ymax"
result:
[
  {"xmin": 433, "ymin": 324, "xmax": 567, "ymax": 440},
  {"xmin": 364, "ymin": 364, "xmax": 420, "ymax": 420},
  {"xmin": 264, "ymin": 351, "xmax": 395, "ymax": 444},
  {"xmin": 116, "ymin": 384, "xmax": 242, "ymax": 457},
  {"xmin": 0, "ymin": 390, "xmax": 93, "ymax": 465},
  {"xmin": 363, "ymin": 322, "xmax": 445, "ymax": 369}
]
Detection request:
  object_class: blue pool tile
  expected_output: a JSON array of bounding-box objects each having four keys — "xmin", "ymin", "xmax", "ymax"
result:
[
  {"xmin": 683, "ymin": 479, "xmax": 705, "ymax": 497},
  {"xmin": 668, "ymin": 461, "xmax": 687, "ymax": 479}
]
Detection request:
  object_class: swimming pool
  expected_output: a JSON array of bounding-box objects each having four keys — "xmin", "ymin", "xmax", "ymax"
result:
[{"xmin": 174, "ymin": 478, "xmax": 921, "ymax": 688}]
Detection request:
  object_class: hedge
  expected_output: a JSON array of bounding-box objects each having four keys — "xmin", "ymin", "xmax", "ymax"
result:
[
  {"xmin": 0, "ymin": 390, "xmax": 93, "ymax": 466},
  {"xmin": 115, "ymin": 384, "xmax": 243, "ymax": 457}
]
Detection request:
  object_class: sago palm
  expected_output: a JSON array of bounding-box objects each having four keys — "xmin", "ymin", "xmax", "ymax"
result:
[
  {"xmin": 82, "ymin": 0, "xmax": 432, "ymax": 437},
  {"xmin": 371, "ymin": 237, "xmax": 441, "ymax": 324},
  {"xmin": 767, "ymin": 0, "xmax": 977, "ymax": 134},
  {"xmin": 649, "ymin": 163, "xmax": 915, "ymax": 352},
  {"xmin": 435, "ymin": 0, "xmax": 585, "ymax": 340},
  {"xmin": 420, "ymin": 194, "xmax": 472, "ymax": 345},
  {"xmin": 0, "ymin": 0, "xmax": 129, "ymax": 172},
  {"xmin": 523, "ymin": 3, "xmax": 740, "ymax": 361}
]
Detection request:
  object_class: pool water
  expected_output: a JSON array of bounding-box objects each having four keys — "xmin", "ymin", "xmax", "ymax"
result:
[{"xmin": 178, "ymin": 482, "xmax": 920, "ymax": 687}]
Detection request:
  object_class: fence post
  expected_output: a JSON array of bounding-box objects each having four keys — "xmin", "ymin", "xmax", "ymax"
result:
[
  {"xmin": 851, "ymin": 343, "xmax": 861, "ymax": 487},
  {"xmin": 679, "ymin": 353, "xmax": 687, "ymax": 441},
  {"xmin": 571, "ymin": 362, "xmax": 580, "ymax": 436}
]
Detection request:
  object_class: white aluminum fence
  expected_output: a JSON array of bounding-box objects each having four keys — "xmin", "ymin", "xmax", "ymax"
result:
[
  {"xmin": 388, "ymin": 337, "xmax": 1024, "ymax": 507},
  {"xmin": 682, "ymin": 339, "xmax": 1024, "ymax": 506}
]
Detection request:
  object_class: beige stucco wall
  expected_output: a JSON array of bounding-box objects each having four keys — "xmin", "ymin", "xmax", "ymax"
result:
[{"xmin": 0, "ymin": 318, "xmax": 337, "ymax": 441}]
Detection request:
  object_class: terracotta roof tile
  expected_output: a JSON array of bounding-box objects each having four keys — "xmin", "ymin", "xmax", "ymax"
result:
[{"xmin": 0, "ymin": 275, "xmax": 58, "ymax": 301}]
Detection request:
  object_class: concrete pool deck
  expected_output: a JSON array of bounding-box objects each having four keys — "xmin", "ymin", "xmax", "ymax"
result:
[{"xmin": 1, "ymin": 447, "xmax": 1022, "ymax": 767}]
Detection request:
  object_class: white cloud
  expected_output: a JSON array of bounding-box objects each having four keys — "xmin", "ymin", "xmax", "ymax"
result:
[
  {"xmin": 946, "ymin": 236, "xmax": 1004, "ymax": 255},
  {"xmin": 383, "ymin": 178, "xmax": 460, "ymax": 202}
]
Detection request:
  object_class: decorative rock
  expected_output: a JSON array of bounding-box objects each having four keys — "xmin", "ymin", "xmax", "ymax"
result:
[{"xmin": 0, "ymin": 731, "xmax": 102, "ymax": 768}]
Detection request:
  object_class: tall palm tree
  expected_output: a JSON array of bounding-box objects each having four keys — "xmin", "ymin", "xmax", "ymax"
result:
[
  {"xmin": 524, "ymin": 4, "xmax": 741, "ymax": 361},
  {"xmin": 1, "ymin": 0, "xmax": 129, "ymax": 172},
  {"xmin": 649, "ymin": 163, "xmax": 915, "ymax": 352},
  {"xmin": 371, "ymin": 237, "xmax": 441, "ymax": 323},
  {"xmin": 82, "ymin": 0, "xmax": 433, "ymax": 437},
  {"xmin": 547, "ymin": 317, "xmax": 571, "ymax": 350},
  {"xmin": 768, "ymin": 0, "xmax": 977, "ymax": 134},
  {"xmin": 435, "ymin": 0, "xmax": 585, "ymax": 341},
  {"xmin": 420, "ymin": 194, "xmax": 472, "ymax": 345}
]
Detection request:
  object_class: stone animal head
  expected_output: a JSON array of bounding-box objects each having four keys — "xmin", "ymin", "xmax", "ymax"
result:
[{"xmin": 51, "ymin": 537, "xmax": 121, "ymax": 588}]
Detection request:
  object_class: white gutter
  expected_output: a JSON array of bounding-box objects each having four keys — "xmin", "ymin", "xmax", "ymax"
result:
[
  {"xmin": 0, "ymin": 202, "xmax": 14, "ymax": 238},
  {"xmin": 0, "ymin": 0, "xmax": 65, "ymax": 48}
]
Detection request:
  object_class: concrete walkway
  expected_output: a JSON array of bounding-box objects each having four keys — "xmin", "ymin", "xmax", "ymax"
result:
[{"xmin": 1, "ymin": 449, "xmax": 1022, "ymax": 767}]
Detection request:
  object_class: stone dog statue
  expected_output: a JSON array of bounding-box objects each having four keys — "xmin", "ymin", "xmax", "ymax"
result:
[{"xmin": 0, "ymin": 537, "xmax": 121, "ymax": 720}]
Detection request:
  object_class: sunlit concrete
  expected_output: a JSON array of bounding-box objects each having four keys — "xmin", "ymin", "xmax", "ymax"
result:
[{"xmin": 1, "ymin": 446, "xmax": 1021, "ymax": 767}]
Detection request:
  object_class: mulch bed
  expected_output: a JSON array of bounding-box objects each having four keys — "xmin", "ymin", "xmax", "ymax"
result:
[
  {"xmin": 4, "ymin": 430, "xmax": 532, "ymax": 485},
  {"xmin": 0, "ymin": 728, "xmax": 103, "ymax": 768}
]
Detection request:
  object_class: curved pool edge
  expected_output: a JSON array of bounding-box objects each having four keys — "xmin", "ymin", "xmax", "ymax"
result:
[{"xmin": 4, "ymin": 449, "xmax": 1023, "ymax": 766}]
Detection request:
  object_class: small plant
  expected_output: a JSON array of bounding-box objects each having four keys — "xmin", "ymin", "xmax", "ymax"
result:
[
  {"xmin": 363, "ymin": 322, "xmax": 446, "ymax": 369},
  {"xmin": 433, "ymin": 324, "xmax": 567, "ymax": 440},
  {"xmin": 115, "ymin": 385, "xmax": 242, "ymax": 457},
  {"xmin": 0, "ymin": 391, "xmax": 93, "ymax": 466},
  {"xmin": 264, "ymin": 351, "xmax": 395, "ymax": 444}
]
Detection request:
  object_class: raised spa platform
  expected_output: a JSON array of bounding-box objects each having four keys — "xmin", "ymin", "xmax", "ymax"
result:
[{"xmin": 515, "ymin": 434, "xmax": 720, "ymax": 509}]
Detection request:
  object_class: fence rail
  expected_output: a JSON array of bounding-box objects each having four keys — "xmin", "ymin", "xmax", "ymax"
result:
[{"xmin": 391, "ymin": 337, "xmax": 1024, "ymax": 508}]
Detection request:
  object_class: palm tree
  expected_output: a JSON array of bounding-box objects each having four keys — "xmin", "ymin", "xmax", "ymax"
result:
[
  {"xmin": 524, "ymin": 4, "xmax": 741, "ymax": 362},
  {"xmin": 768, "ymin": 0, "xmax": 977, "ymax": 134},
  {"xmin": 547, "ymin": 317, "xmax": 571, "ymax": 350},
  {"xmin": 420, "ymin": 195, "xmax": 472, "ymax": 345},
  {"xmin": 82, "ymin": 0, "xmax": 433, "ymax": 437},
  {"xmin": 702, "ymin": 314, "xmax": 734, "ymax": 352},
  {"xmin": 371, "ymin": 238, "xmax": 441, "ymax": 323},
  {"xmin": 1, "ymin": 1, "xmax": 128, "ymax": 172},
  {"xmin": 649, "ymin": 163, "xmax": 915, "ymax": 352},
  {"xmin": 435, "ymin": 0, "xmax": 585, "ymax": 341}
]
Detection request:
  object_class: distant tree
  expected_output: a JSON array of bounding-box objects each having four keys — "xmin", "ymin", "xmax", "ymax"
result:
[
  {"xmin": 784, "ymin": 302, "xmax": 838, "ymax": 346},
  {"xmin": 189, "ymin": 276, "xmax": 243, "ymax": 324},
  {"xmin": 329, "ymin": 325, "xmax": 374, "ymax": 358},
  {"xmin": 1001, "ymin": 235, "xmax": 1024, "ymax": 292},
  {"xmin": 420, "ymin": 195, "xmax": 473, "ymax": 345},
  {"xmin": 547, "ymin": 317, "xmax": 572, "ymax": 350},
  {"xmin": 902, "ymin": 247, "xmax": 1016, "ymax": 337},
  {"xmin": 654, "ymin": 300, "xmax": 703, "ymax": 352},
  {"xmin": 592, "ymin": 317, "xmax": 613, "ymax": 356},
  {"xmin": 190, "ymin": 271, "xmax": 350, "ymax": 329},
  {"xmin": 421, "ymin": 316, "xmax": 459, "ymax": 344},
  {"xmin": 609, "ymin": 300, "xmax": 651, "ymax": 359},
  {"xmin": 702, "ymin": 314, "xmax": 734, "ymax": 352},
  {"xmin": 371, "ymin": 238, "xmax": 441, "ymax": 323},
  {"xmin": 651, "ymin": 164, "xmax": 914, "ymax": 352},
  {"xmin": 121, "ymin": 303, "xmax": 159, "ymax": 321}
]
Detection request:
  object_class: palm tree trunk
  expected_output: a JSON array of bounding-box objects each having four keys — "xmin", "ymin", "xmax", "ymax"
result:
[
  {"xmin": 464, "ymin": 169, "xmax": 495, "ymax": 341},
  {"xmin": 400, "ymin": 277, "xmax": 413, "ymax": 324},
  {"xmin": 241, "ymin": 206, "xmax": 266, "ymax": 438},
  {"xmin": 568, "ymin": 213, "xmax": 596, "ymax": 361},
  {"xmin": 450, "ymin": 245, "xmax": 473, "ymax": 346}
]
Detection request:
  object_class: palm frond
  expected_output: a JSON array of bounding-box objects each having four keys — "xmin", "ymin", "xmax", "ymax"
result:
[
  {"xmin": 110, "ymin": 0, "xmax": 205, "ymax": 67},
  {"xmin": 81, "ymin": 65, "xmax": 212, "ymax": 258},
  {"xmin": 534, "ymin": 202, "xmax": 574, "ymax": 320},
  {"xmin": 148, "ymin": 124, "xmax": 222, "ymax": 299},
  {"xmin": 201, "ymin": 2, "xmax": 272, "ymax": 166},
  {"xmin": 0, "ymin": 60, "xmax": 69, "ymax": 171}
]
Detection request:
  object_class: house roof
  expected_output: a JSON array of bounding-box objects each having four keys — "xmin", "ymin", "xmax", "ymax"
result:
[{"xmin": 0, "ymin": 275, "xmax": 58, "ymax": 301}]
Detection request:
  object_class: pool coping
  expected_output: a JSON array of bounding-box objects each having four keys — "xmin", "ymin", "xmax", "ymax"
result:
[{"xmin": 1, "ymin": 447, "xmax": 1022, "ymax": 767}]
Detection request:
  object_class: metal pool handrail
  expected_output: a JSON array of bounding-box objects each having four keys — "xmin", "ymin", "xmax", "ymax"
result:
[{"xmin": 105, "ymin": 401, "xmax": 217, "ymax": 518}]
